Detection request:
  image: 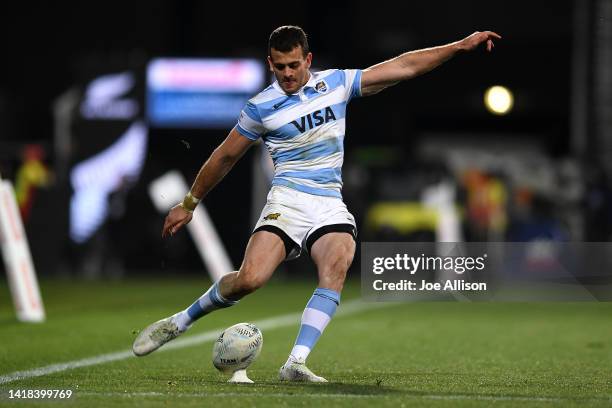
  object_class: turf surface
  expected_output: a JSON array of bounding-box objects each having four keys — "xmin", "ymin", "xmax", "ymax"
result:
[{"xmin": 0, "ymin": 278, "xmax": 611, "ymax": 407}]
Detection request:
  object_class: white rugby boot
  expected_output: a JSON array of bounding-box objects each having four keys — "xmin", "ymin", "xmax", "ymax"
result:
[
  {"xmin": 132, "ymin": 313, "xmax": 186, "ymax": 356},
  {"xmin": 279, "ymin": 356, "xmax": 328, "ymax": 382}
]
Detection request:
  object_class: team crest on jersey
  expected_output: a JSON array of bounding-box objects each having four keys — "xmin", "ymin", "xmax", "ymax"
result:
[
  {"xmin": 263, "ymin": 212, "xmax": 281, "ymax": 221},
  {"xmin": 314, "ymin": 80, "xmax": 328, "ymax": 93}
]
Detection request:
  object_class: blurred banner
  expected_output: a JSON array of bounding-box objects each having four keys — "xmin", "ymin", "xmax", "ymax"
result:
[
  {"xmin": 362, "ymin": 242, "xmax": 612, "ymax": 301},
  {"xmin": 146, "ymin": 58, "xmax": 264, "ymax": 128}
]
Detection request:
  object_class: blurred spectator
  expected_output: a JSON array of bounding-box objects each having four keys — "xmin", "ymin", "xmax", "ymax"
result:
[
  {"xmin": 14, "ymin": 144, "xmax": 52, "ymax": 222},
  {"xmin": 462, "ymin": 169, "xmax": 508, "ymax": 240}
]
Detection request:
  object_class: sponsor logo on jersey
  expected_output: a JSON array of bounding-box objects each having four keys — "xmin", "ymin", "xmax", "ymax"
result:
[
  {"xmin": 290, "ymin": 106, "xmax": 337, "ymax": 132},
  {"xmin": 263, "ymin": 212, "xmax": 281, "ymax": 220}
]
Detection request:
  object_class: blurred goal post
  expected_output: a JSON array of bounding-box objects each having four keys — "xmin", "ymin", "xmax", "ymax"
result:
[{"xmin": 0, "ymin": 177, "xmax": 45, "ymax": 322}]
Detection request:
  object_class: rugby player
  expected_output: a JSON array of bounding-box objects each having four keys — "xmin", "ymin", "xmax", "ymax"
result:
[{"xmin": 133, "ymin": 25, "xmax": 500, "ymax": 382}]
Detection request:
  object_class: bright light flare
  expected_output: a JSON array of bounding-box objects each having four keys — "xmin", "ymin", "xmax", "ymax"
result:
[{"xmin": 484, "ymin": 85, "xmax": 514, "ymax": 115}]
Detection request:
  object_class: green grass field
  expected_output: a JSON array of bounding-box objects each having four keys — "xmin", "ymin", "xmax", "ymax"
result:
[{"xmin": 1, "ymin": 277, "xmax": 611, "ymax": 407}]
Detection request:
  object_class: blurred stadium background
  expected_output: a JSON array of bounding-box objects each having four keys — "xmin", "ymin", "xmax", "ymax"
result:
[
  {"xmin": 0, "ymin": 0, "xmax": 611, "ymax": 280},
  {"xmin": 1, "ymin": 1, "xmax": 612, "ymax": 405}
]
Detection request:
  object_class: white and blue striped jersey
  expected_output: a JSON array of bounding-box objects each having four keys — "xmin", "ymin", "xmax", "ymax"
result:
[{"xmin": 236, "ymin": 69, "xmax": 362, "ymax": 198}]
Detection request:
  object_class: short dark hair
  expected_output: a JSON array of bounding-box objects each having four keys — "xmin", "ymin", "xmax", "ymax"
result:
[{"xmin": 268, "ymin": 26, "xmax": 309, "ymax": 57}]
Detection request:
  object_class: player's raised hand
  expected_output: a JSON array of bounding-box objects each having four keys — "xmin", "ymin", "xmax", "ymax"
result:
[
  {"xmin": 459, "ymin": 31, "xmax": 502, "ymax": 52},
  {"xmin": 162, "ymin": 204, "xmax": 193, "ymax": 238}
]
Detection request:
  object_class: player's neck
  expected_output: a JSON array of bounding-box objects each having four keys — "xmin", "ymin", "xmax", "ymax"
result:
[{"xmin": 302, "ymin": 71, "xmax": 312, "ymax": 88}]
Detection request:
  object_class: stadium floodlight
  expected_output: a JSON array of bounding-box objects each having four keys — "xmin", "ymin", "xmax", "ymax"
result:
[{"xmin": 484, "ymin": 85, "xmax": 514, "ymax": 115}]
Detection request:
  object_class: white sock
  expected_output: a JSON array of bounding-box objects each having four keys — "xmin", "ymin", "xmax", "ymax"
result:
[
  {"xmin": 288, "ymin": 346, "xmax": 311, "ymax": 363},
  {"xmin": 172, "ymin": 311, "xmax": 193, "ymax": 332}
]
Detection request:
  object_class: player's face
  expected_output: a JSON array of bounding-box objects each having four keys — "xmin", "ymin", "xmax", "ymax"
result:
[{"xmin": 268, "ymin": 46, "xmax": 312, "ymax": 94}]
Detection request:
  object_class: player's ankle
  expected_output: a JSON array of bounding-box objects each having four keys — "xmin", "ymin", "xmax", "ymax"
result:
[
  {"xmin": 287, "ymin": 354, "xmax": 305, "ymax": 365},
  {"xmin": 172, "ymin": 311, "xmax": 193, "ymax": 332}
]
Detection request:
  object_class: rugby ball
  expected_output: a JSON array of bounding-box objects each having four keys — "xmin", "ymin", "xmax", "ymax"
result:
[{"xmin": 212, "ymin": 323, "xmax": 263, "ymax": 373}]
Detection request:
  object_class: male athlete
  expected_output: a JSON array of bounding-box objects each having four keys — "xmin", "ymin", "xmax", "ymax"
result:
[{"xmin": 133, "ymin": 25, "xmax": 500, "ymax": 382}]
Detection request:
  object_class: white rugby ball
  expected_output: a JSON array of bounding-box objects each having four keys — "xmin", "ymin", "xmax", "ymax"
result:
[{"xmin": 212, "ymin": 323, "xmax": 263, "ymax": 373}]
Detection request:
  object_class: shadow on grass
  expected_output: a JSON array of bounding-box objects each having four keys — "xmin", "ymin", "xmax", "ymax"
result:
[
  {"xmin": 280, "ymin": 382, "xmax": 398, "ymax": 396},
  {"xmin": 203, "ymin": 380, "xmax": 398, "ymax": 396}
]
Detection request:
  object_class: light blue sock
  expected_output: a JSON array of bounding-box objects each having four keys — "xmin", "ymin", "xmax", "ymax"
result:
[
  {"xmin": 289, "ymin": 288, "xmax": 340, "ymax": 362},
  {"xmin": 174, "ymin": 281, "xmax": 237, "ymax": 331}
]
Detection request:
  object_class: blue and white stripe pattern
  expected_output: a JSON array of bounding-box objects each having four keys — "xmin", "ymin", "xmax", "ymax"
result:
[
  {"xmin": 186, "ymin": 281, "xmax": 238, "ymax": 321},
  {"xmin": 236, "ymin": 69, "xmax": 362, "ymax": 198},
  {"xmin": 290, "ymin": 288, "xmax": 340, "ymax": 361}
]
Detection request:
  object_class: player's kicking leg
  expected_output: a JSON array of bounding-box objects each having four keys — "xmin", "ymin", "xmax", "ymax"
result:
[
  {"xmin": 132, "ymin": 230, "xmax": 285, "ymax": 356},
  {"xmin": 279, "ymin": 231, "xmax": 355, "ymax": 382}
]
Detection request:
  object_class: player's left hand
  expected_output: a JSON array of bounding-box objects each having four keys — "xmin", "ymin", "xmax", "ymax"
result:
[{"xmin": 459, "ymin": 31, "xmax": 502, "ymax": 52}]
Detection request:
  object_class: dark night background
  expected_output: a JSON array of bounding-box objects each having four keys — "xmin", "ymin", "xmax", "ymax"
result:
[
  {"xmin": 0, "ymin": 1, "xmax": 574, "ymax": 149},
  {"xmin": 0, "ymin": 0, "xmax": 610, "ymax": 279}
]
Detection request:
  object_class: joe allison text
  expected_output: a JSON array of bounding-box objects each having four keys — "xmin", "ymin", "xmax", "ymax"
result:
[{"xmin": 373, "ymin": 279, "xmax": 487, "ymax": 291}]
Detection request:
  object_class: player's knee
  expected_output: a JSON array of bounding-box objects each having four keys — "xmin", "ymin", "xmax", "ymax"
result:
[
  {"xmin": 319, "ymin": 250, "xmax": 353, "ymax": 286},
  {"xmin": 321, "ymin": 238, "xmax": 354, "ymax": 265},
  {"xmin": 332, "ymin": 245, "xmax": 355, "ymax": 273},
  {"xmin": 235, "ymin": 263, "xmax": 267, "ymax": 294}
]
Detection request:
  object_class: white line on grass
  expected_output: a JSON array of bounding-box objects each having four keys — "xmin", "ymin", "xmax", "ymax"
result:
[{"xmin": 0, "ymin": 299, "xmax": 388, "ymax": 385}]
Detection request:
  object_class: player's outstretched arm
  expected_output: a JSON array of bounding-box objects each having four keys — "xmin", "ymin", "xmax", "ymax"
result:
[
  {"xmin": 360, "ymin": 31, "xmax": 501, "ymax": 96},
  {"xmin": 162, "ymin": 128, "xmax": 255, "ymax": 238}
]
